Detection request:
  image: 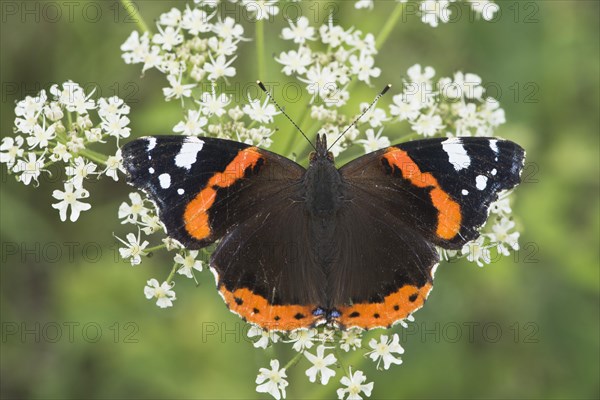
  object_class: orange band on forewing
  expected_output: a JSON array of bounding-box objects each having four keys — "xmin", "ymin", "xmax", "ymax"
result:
[
  {"xmin": 336, "ymin": 283, "xmax": 433, "ymax": 329},
  {"xmin": 430, "ymin": 188, "xmax": 461, "ymax": 240},
  {"xmin": 184, "ymin": 148, "xmax": 262, "ymax": 240},
  {"xmin": 220, "ymin": 286, "xmax": 320, "ymax": 331},
  {"xmin": 184, "ymin": 187, "xmax": 216, "ymax": 240},
  {"xmin": 208, "ymin": 148, "xmax": 262, "ymax": 188},
  {"xmin": 383, "ymin": 148, "xmax": 461, "ymax": 240}
]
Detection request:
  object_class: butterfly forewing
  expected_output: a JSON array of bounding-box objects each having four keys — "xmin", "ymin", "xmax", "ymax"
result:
[
  {"xmin": 340, "ymin": 137, "xmax": 525, "ymax": 249},
  {"xmin": 122, "ymin": 136, "xmax": 305, "ymax": 249}
]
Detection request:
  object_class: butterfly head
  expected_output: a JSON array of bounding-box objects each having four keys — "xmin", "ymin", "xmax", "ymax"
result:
[{"xmin": 309, "ymin": 134, "xmax": 334, "ymax": 164}]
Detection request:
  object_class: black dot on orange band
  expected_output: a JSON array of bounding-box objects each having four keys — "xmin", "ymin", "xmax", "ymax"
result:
[
  {"xmin": 234, "ymin": 297, "xmax": 243, "ymax": 305},
  {"xmin": 253, "ymin": 308, "xmax": 260, "ymax": 314},
  {"xmin": 349, "ymin": 311, "xmax": 360, "ymax": 318},
  {"xmin": 393, "ymin": 305, "xmax": 400, "ymax": 311},
  {"xmin": 373, "ymin": 313, "xmax": 380, "ymax": 319},
  {"xmin": 409, "ymin": 293, "xmax": 419, "ymax": 302},
  {"xmin": 274, "ymin": 316, "xmax": 280, "ymax": 321},
  {"xmin": 294, "ymin": 313, "xmax": 305, "ymax": 320}
]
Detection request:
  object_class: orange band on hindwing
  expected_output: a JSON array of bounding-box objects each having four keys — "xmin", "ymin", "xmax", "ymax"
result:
[
  {"xmin": 219, "ymin": 286, "xmax": 320, "ymax": 331},
  {"xmin": 184, "ymin": 147, "xmax": 262, "ymax": 240},
  {"xmin": 383, "ymin": 148, "xmax": 462, "ymax": 240},
  {"xmin": 336, "ymin": 283, "xmax": 433, "ymax": 329}
]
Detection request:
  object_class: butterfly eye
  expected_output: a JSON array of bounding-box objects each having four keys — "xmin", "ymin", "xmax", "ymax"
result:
[
  {"xmin": 327, "ymin": 152, "xmax": 335, "ymax": 162},
  {"xmin": 309, "ymin": 151, "xmax": 316, "ymax": 161}
]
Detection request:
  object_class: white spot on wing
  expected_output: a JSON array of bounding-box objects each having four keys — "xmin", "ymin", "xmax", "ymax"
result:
[
  {"xmin": 147, "ymin": 137, "xmax": 157, "ymax": 151},
  {"xmin": 148, "ymin": 167, "xmax": 155, "ymax": 174},
  {"xmin": 159, "ymin": 173, "xmax": 171, "ymax": 189},
  {"xmin": 175, "ymin": 137, "xmax": 205, "ymax": 170},
  {"xmin": 177, "ymin": 188, "xmax": 184, "ymax": 195},
  {"xmin": 476, "ymin": 175, "xmax": 488, "ymax": 190},
  {"xmin": 489, "ymin": 139, "xmax": 498, "ymax": 153},
  {"xmin": 491, "ymin": 168, "xmax": 497, "ymax": 176},
  {"xmin": 462, "ymin": 189, "xmax": 469, "ymax": 195},
  {"xmin": 442, "ymin": 138, "xmax": 471, "ymax": 171}
]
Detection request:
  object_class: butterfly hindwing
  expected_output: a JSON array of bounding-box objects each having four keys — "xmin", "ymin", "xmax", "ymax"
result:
[
  {"xmin": 340, "ymin": 137, "xmax": 525, "ymax": 249},
  {"xmin": 328, "ymin": 192, "xmax": 438, "ymax": 329},
  {"xmin": 212, "ymin": 194, "xmax": 328, "ymax": 331},
  {"xmin": 122, "ymin": 136, "xmax": 306, "ymax": 249}
]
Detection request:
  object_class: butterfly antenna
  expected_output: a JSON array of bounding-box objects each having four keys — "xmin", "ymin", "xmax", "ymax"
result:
[
  {"xmin": 257, "ymin": 81, "xmax": 316, "ymax": 151},
  {"xmin": 328, "ymin": 84, "xmax": 392, "ymax": 152}
]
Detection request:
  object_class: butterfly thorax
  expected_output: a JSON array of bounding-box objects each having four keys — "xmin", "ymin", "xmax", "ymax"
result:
[{"xmin": 305, "ymin": 135, "xmax": 344, "ymax": 218}]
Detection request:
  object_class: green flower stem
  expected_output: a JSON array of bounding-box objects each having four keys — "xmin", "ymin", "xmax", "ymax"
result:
[
  {"xmin": 120, "ymin": 0, "xmax": 150, "ymax": 34},
  {"xmin": 375, "ymin": 2, "xmax": 404, "ymax": 49},
  {"xmin": 333, "ymin": 347, "xmax": 349, "ymax": 372},
  {"xmin": 256, "ymin": 19, "xmax": 265, "ymax": 80},
  {"xmin": 283, "ymin": 350, "xmax": 304, "ymax": 370},
  {"xmin": 42, "ymin": 160, "xmax": 56, "ymax": 169},
  {"xmin": 56, "ymin": 129, "xmax": 68, "ymax": 144},
  {"xmin": 66, "ymin": 111, "xmax": 73, "ymax": 131},
  {"xmin": 166, "ymin": 262, "xmax": 180, "ymax": 285},
  {"xmin": 145, "ymin": 244, "xmax": 167, "ymax": 254},
  {"xmin": 78, "ymin": 148, "xmax": 108, "ymax": 166}
]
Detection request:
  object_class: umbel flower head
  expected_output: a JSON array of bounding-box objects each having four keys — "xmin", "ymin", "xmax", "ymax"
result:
[
  {"xmin": 2, "ymin": 81, "xmax": 129, "ymax": 221},
  {"xmin": 121, "ymin": 3, "xmax": 284, "ymax": 149}
]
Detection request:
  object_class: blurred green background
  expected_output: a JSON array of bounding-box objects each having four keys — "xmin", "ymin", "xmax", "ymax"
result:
[{"xmin": 1, "ymin": 1, "xmax": 598, "ymax": 399}]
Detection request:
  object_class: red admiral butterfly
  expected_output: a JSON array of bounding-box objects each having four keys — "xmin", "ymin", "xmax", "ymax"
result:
[{"xmin": 122, "ymin": 130, "xmax": 525, "ymax": 331}]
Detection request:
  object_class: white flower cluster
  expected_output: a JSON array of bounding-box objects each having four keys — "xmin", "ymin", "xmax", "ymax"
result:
[
  {"xmin": 355, "ymin": 0, "xmax": 501, "ymax": 27},
  {"xmin": 115, "ymin": 191, "xmax": 205, "ymax": 307},
  {"xmin": 275, "ymin": 15, "xmax": 386, "ymax": 156},
  {"xmin": 121, "ymin": 4, "xmax": 280, "ymax": 148},
  {"xmin": 250, "ymin": 325, "xmax": 410, "ymax": 400},
  {"xmin": 121, "ymin": 6, "xmax": 244, "ymax": 84},
  {"xmin": 118, "ymin": 192, "xmax": 165, "ymax": 236},
  {"xmin": 389, "ymin": 64, "xmax": 505, "ymax": 138},
  {"xmin": 459, "ymin": 192, "xmax": 521, "ymax": 267},
  {"xmin": 1, "ymin": 81, "xmax": 128, "ymax": 222},
  {"xmin": 277, "ymin": 15, "xmax": 380, "ymax": 104}
]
